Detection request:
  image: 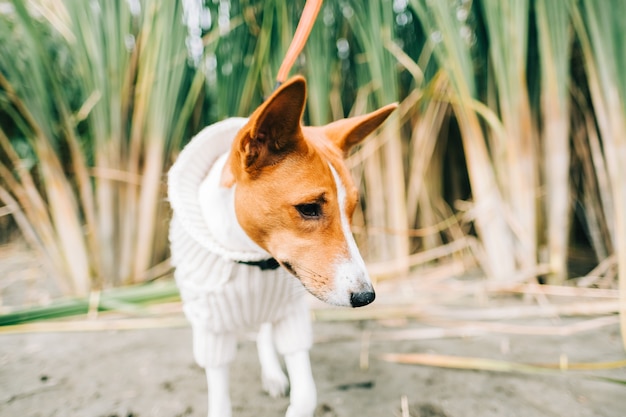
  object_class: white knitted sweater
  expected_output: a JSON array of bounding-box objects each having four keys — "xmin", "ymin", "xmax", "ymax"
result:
[{"xmin": 168, "ymin": 118, "xmax": 312, "ymax": 365}]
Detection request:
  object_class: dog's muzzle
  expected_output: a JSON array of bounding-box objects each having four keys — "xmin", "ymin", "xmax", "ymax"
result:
[{"xmin": 350, "ymin": 291, "xmax": 375, "ymax": 307}]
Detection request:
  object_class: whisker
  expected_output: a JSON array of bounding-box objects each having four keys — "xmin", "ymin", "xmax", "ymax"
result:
[{"xmin": 285, "ymin": 259, "xmax": 330, "ymax": 282}]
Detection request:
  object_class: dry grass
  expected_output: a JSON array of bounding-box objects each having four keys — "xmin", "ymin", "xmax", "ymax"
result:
[{"xmin": 1, "ymin": 0, "xmax": 625, "ymax": 352}]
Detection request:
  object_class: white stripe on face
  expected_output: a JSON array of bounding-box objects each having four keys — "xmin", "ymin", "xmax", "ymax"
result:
[{"xmin": 326, "ymin": 164, "xmax": 373, "ymax": 306}]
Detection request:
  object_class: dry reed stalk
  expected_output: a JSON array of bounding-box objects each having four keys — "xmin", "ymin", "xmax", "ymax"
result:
[
  {"xmin": 372, "ymin": 261, "xmax": 469, "ymax": 301},
  {"xmin": 381, "ymin": 117, "xmax": 411, "ymax": 273},
  {"xmin": 427, "ymin": 301, "xmax": 621, "ymax": 321},
  {"xmin": 352, "ymin": 214, "xmax": 462, "ymax": 238},
  {"xmin": 35, "ymin": 142, "xmax": 90, "ymax": 296},
  {"xmin": 312, "ymin": 299, "xmax": 621, "ymax": 322},
  {"xmin": 5, "ymin": 2, "xmax": 118, "ymax": 291},
  {"xmin": 366, "ymin": 237, "xmax": 473, "ymax": 278},
  {"xmin": 0, "ymin": 130, "xmax": 59, "ymax": 254},
  {"xmin": 429, "ymin": 315, "xmax": 619, "ymax": 337},
  {"xmin": 386, "ymin": 269, "xmax": 603, "ymax": 301},
  {"xmin": 53, "ymin": 64, "xmax": 105, "ymax": 289},
  {"xmin": 369, "ymin": 315, "xmax": 618, "ymax": 340},
  {"xmin": 89, "ymin": 168, "xmax": 143, "ymax": 185},
  {"xmin": 452, "ymin": 85, "xmax": 515, "ymax": 280},
  {"xmin": 139, "ymin": 258, "xmax": 174, "ymax": 282},
  {"xmin": 400, "ymin": 395, "xmax": 410, "ymax": 417},
  {"xmin": 362, "ymin": 134, "xmax": 390, "ymax": 261},
  {"xmin": 576, "ymin": 254, "xmax": 616, "ymax": 287},
  {"xmin": 0, "ymin": 317, "xmax": 188, "ymax": 335},
  {"xmin": 66, "ymin": 0, "xmax": 134, "ymax": 287},
  {"xmin": 536, "ymin": 0, "xmax": 574, "ymax": 284},
  {"xmin": 379, "ymin": 352, "xmax": 626, "ymax": 373},
  {"xmin": 347, "ymin": 0, "xmax": 410, "ymax": 268},
  {"xmin": 570, "ymin": 99, "xmax": 612, "ymax": 262},
  {"xmin": 579, "ymin": 94, "xmax": 614, "ymax": 252},
  {"xmin": 0, "ymin": 107, "xmax": 78, "ymax": 293},
  {"xmin": 132, "ymin": 142, "xmax": 164, "ymax": 281},
  {"xmin": 482, "ymin": 283, "xmax": 619, "ymax": 299},
  {"xmin": 405, "ymin": 75, "xmax": 449, "ymax": 230},
  {"xmin": 573, "ymin": 0, "xmax": 626, "ymax": 348},
  {"xmin": 417, "ymin": 0, "xmax": 519, "ymax": 280},
  {"xmin": 481, "ymin": 0, "xmax": 538, "ymax": 274}
]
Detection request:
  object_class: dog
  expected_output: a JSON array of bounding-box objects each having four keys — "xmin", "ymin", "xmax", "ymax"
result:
[{"xmin": 168, "ymin": 76, "xmax": 396, "ymax": 417}]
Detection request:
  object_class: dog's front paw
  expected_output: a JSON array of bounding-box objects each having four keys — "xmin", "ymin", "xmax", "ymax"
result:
[{"xmin": 262, "ymin": 368, "xmax": 289, "ymax": 398}]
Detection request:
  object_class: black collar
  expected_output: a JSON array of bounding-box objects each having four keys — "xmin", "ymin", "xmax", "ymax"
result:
[{"xmin": 236, "ymin": 258, "xmax": 281, "ymax": 270}]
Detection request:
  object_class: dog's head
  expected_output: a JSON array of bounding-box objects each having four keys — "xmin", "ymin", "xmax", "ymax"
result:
[{"xmin": 221, "ymin": 76, "xmax": 396, "ymax": 307}]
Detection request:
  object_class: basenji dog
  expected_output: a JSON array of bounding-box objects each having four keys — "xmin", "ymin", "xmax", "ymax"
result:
[{"xmin": 168, "ymin": 76, "xmax": 396, "ymax": 417}]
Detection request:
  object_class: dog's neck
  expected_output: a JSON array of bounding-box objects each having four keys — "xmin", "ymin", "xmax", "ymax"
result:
[{"xmin": 199, "ymin": 152, "xmax": 270, "ymax": 258}]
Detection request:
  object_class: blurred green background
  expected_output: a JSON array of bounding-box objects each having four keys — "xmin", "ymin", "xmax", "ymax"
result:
[{"xmin": 0, "ymin": 0, "xmax": 624, "ymax": 333}]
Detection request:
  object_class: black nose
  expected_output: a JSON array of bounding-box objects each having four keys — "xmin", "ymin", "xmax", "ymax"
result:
[{"xmin": 350, "ymin": 291, "xmax": 375, "ymax": 307}]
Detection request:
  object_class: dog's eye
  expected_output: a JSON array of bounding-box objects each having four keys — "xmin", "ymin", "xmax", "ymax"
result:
[{"xmin": 295, "ymin": 203, "xmax": 322, "ymax": 219}]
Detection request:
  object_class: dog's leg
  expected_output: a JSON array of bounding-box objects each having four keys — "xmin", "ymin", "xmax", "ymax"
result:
[
  {"xmin": 207, "ymin": 365, "xmax": 231, "ymax": 417},
  {"xmin": 191, "ymin": 322, "xmax": 208, "ymax": 368},
  {"xmin": 198, "ymin": 331, "xmax": 237, "ymax": 417},
  {"xmin": 257, "ymin": 322, "xmax": 289, "ymax": 397},
  {"xmin": 284, "ymin": 350, "xmax": 317, "ymax": 417},
  {"xmin": 272, "ymin": 299, "xmax": 315, "ymax": 417}
]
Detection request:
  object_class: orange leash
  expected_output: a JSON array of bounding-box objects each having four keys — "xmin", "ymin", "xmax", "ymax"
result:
[{"xmin": 275, "ymin": 0, "xmax": 324, "ymax": 86}]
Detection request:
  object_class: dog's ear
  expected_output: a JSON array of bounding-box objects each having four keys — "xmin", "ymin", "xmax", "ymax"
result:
[
  {"xmin": 221, "ymin": 77, "xmax": 307, "ymax": 186},
  {"xmin": 242, "ymin": 77, "xmax": 307, "ymax": 175},
  {"xmin": 324, "ymin": 103, "xmax": 398, "ymax": 155}
]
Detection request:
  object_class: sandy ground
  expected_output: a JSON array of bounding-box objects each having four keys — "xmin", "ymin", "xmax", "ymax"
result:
[
  {"xmin": 1, "ymin": 241, "xmax": 626, "ymax": 417},
  {"xmin": 1, "ymin": 315, "xmax": 625, "ymax": 417}
]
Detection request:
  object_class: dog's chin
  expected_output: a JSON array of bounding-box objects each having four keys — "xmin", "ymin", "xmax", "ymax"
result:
[
  {"xmin": 278, "ymin": 260, "xmax": 352, "ymax": 307},
  {"xmin": 307, "ymin": 288, "xmax": 353, "ymax": 308}
]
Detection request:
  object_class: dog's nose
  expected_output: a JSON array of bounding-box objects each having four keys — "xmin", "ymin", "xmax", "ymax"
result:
[{"xmin": 350, "ymin": 291, "xmax": 375, "ymax": 307}]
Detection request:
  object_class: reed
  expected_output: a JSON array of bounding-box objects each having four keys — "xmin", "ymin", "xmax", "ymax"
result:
[
  {"xmin": 0, "ymin": 0, "xmax": 203, "ymax": 294},
  {"xmin": 410, "ymin": 0, "xmax": 516, "ymax": 279},
  {"xmin": 346, "ymin": 0, "xmax": 409, "ymax": 267},
  {"xmin": 1, "ymin": 0, "xmax": 625, "ymax": 349},
  {"xmin": 481, "ymin": 0, "xmax": 538, "ymax": 274},
  {"xmin": 1, "ymin": 0, "xmax": 91, "ymax": 294},
  {"xmin": 535, "ymin": 0, "xmax": 574, "ymax": 284},
  {"xmin": 572, "ymin": 0, "xmax": 626, "ymax": 346}
]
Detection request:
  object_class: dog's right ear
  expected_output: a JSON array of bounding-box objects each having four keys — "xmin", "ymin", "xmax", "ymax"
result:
[
  {"xmin": 222, "ymin": 77, "xmax": 307, "ymax": 186},
  {"xmin": 324, "ymin": 103, "xmax": 397, "ymax": 156}
]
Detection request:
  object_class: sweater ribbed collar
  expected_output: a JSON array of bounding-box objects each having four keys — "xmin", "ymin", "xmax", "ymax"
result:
[{"xmin": 168, "ymin": 117, "xmax": 273, "ymax": 263}]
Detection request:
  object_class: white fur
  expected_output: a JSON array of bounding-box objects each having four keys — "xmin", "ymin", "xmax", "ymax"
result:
[
  {"xmin": 284, "ymin": 351, "xmax": 317, "ymax": 417},
  {"xmin": 207, "ymin": 365, "xmax": 231, "ymax": 417},
  {"xmin": 257, "ymin": 323, "xmax": 289, "ymax": 398},
  {"xmin": 326, "ymin": 164, "xmax": 374, "ymax": 306}
]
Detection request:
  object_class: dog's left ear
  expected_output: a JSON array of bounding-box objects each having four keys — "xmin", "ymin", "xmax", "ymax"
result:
[
  {"xmin": 222, "ymin": 77, "xmax": 307, "ymax": 186},
  {"xmin": 244, "ymin": 77, "xmax": 307, "ymax": 173},
  {"xmin": 324, "ymin": 103, "xmax": 398, "ymax": 155}
]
